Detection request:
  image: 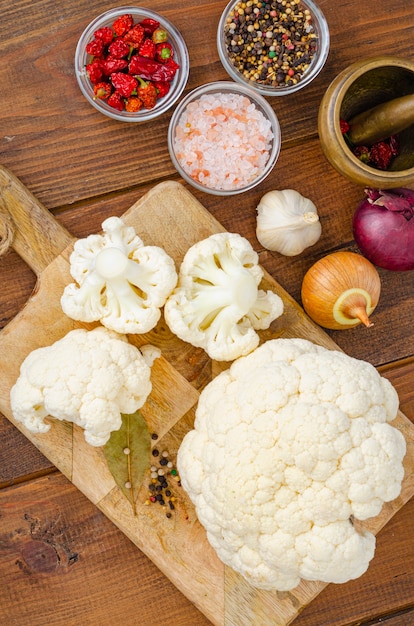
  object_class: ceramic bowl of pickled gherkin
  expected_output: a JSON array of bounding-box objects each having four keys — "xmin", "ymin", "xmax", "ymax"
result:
[
  {"xmin": 217, "ymin": 0, "xmax": 330, "ymax": 96},
  {"xmin": 75, "ymin": 6, "xmax": 189, "ymax": 121},
  {"xmin": 318, "ymin": 56, "xmax": 414, "ymax": 188}
]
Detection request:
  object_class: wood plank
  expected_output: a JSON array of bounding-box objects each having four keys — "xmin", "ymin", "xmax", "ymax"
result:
[
  {"xmin": 0, "ymin": 0, "xmax": 413, "ymax": 209},
  {"xmin": 0, "ymin": 472, "xmax": 211, "ymax": 626},
  {"xmin": 361, "ymin": 610, "xmax": 414, "ymax": 626},
  {"xmin": 0, "ymin": 167, "xmax": 73, "ymax": 273},
  {"xmin": 0, "ymin": 173, "xmax": 413, "ymax": 625},
  {"xmin": 0, "ymin": 417, "xmax": 52, "ymax": 487},
  {"xmin": 2, "ymin": 136, "xmax": 414, "ymax": 368},
  {"xmin": 1, "ymin": 1, "xmax": 413, "ymax": 624},
  {"xmin": 379, "ymin": 359, "xmax": 414, "ymax": 421},
  {"xmin": 1, "ymin": 473, "xmax": 413, "ymax": 626}
]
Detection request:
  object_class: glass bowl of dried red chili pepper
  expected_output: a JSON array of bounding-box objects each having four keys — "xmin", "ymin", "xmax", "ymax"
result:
[
  {"xmin": 75, "ymin": 7, "xmax": 189, "ymax": 121},
  {"xmin": 217, "ymin": 0, "xmax": 329, "ymax": 96},
  {"xmin": 168, "ymin": 81, "xmax": 281, "ymax": 195}
]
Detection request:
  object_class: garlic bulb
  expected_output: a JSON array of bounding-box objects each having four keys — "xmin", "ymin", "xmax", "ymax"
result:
[{"xmin": 256, "ymin": 189, "xmax": 322, "ymax": 256}]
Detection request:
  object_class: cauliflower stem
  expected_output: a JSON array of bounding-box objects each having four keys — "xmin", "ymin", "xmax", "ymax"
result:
[
  {"xmin": 61, "ymin": 217, "xmax": 177, "ymax": 334},
  {"xmin": 164, "ymin": 233, "xmax": 284, "ymax": 361}
]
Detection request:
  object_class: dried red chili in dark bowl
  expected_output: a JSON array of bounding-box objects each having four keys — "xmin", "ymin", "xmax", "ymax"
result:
[
  {"xmin": 75, "ymin": 7, "xmax": 189, "ymax": 121},
  {"xmin": 340, "ymin": 119, "xmax": 401, "ymax": 171}
]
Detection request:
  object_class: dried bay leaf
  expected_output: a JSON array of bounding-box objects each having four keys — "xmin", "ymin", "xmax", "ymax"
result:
[{"xmin": 104, "ymin": 411, "xmax": 151, "ymax": 514}]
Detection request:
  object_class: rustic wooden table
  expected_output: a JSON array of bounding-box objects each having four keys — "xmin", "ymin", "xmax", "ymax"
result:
[{"xmin": 0, "ymin": 1, "xmax": 413, "ymax": 625}]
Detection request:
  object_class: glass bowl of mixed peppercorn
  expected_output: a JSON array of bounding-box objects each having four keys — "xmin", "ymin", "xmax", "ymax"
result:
[
  {"xmin": 217, "ymin": 0, "xmax": 329, "ymax": 96},
  {"xmin": 75, "ymin": 7, "xmax": 189, "ymax": 121}
]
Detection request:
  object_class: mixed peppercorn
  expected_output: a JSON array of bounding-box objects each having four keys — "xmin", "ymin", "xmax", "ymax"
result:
[
  {"xmin": 144, "ymin": 433, "xmax": 182, "ymax": 519},
  {"xmin": 85, "ymin": 13, "xmax": 180, "ymax": 112},
  {"xmin": 223, "ymin": 0, "xmax": 317, "ymax": 88},
  {"xmin": 340, "ymin": 120, "xmax": 400, "ymax": 170}
]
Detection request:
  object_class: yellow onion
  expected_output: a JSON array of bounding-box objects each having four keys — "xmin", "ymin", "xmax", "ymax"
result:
[{"xmin": 301, "ymin": 251, "xmax": 381, "ymax": 330}]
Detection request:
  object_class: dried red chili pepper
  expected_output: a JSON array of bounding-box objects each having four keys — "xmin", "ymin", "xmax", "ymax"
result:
[
  {"xmin": 111, "ymin": 72, "xmax": 138, "ymax": 98},
  {"xmin": 156, "ymin": 42, "xmax": 173, "ymax": 63},
  {"xmin": 86, "ymin": 59, "xmax": 104, "ymax": 84},
  {"xmin": 129, "ymin": 56, "xmax": 178, "ymax": 81},
  {"xmin": 107, "ymin": 90, "xmax": 125, "ymax": 111},
  {"xmin": 154, "ymin": 81, "xmax": 170, "ymax": 98},
  {"xmin": 93, "ymin": 82, "xmax": 112, "ymax": 100},
  {"xmin": 138, "ymin": 39, "xmax": 156, "ymax": 59},
  {"xmin": 108, "ymin": 39, "xmax": 130, "ymax": 59},
  {"xmin": 340, "ymin": 114, "xmax": 402, "ymax": 171},
  {"xmin": 339, "ymin": 119, "xmax": 350, "ymax": 134},
  {"xmin": 94, "ymin": 27, "xmax": 114, "ymax": 45},
  {"xmin": 152, "ymin": 27, "xmax": 168, "ymax": 44},
  {"xmin": 353, "ymin": 145, "xmax": 370, "ymax": 163},
  {"xmin": 112, "ymin": 13, "xmax": 133, "ymax": 36},
  {"xmin": 101, "ymin": 58, "xmax": 128, "ymax": 76},
  {"xmin": 165, "ymin": 58, "xmax": 179, "ymax": 73},
  {"xmin": 370, "ymin": 141, "xmax": 393, "ymax": 170},
  {"xmin": 125, "ymin": 96, "xmax": 143, "ymax": 112},
  {"xmin": 84, "ymin": 13, "xmax": 179, "ymax": 113},
  {"xmin": 137, "ymin": 77, "xmax": 157, "ymax": 109},
  {"xmin": 140, "ymin": 18, "xmax": 160, "ymax": 35},
  {"xmin": 86, "ymin": 38, "xmax": 105, "ymax": 57},
  {"xmin": 123, "ymin": 24, "xmax": 145, "ymax": 48}
]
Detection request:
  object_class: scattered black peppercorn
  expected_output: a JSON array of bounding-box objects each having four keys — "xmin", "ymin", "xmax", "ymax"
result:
[{"xmin": 145, "ymin": 436, "xmax": 182, "ymax": 519}]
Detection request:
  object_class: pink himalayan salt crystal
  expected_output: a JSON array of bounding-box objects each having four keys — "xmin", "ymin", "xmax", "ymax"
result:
[{"xmin": 173, "ymin": 92, "xmax": 274, "ymax": 191}]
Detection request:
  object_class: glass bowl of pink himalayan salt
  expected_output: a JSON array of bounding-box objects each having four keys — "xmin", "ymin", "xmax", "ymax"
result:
[{"xmin": 167, "ymin": 81, "xmax": 281, "ymax": 195}]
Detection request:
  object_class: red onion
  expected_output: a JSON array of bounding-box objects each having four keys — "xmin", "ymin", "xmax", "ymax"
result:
[{"xmin": 352, "ymin": 187, "xmax": 414, "ymax": 271}]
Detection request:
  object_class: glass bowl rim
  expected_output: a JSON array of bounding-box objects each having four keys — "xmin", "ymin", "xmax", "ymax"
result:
[
  {"xmin": 75, "ymin": 6, "xmax": 190, "ymax": 122},
  {"xmin": 167, "ymin": 80, "xmax": 281, "ymax": 196},
  {"xmin": 217, "ymin": 0, "xmax": 330, "ymax": 97}
]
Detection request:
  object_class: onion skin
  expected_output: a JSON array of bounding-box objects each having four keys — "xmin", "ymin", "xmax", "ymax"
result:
[
  {"xmin": 353, "ymin": 188, "xmax": 414, "ymax": 272},
  {"xmin": 301, "ymin": 251, "xmax": 381, "ymax": 330}
]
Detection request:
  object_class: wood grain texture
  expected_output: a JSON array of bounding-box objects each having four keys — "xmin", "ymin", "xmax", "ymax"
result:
[
  {"xmin": 0, "ymin": 473, "xmax": 212, "ymax": 626},
  {"xmin": 0, "ymin": 0, "xmax": 413, "ymax": 209},
  {"xmin": 2, "ymin": 136, "xmax": 414, "ymax": 368},
  {"xmin": 0, "ymin": 0, "xmax": 413, "ymax": 624},
  {"xmin": 0, "ymin": 172, "xmax": 413, "ymax": 626}
]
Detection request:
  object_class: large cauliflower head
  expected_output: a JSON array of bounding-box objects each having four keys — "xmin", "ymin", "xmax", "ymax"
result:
[{"xmin": 177, "ymin": 338, "xmax": 406, "ymax": 591}]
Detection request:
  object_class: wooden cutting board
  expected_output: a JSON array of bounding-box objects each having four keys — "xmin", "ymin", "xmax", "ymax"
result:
[{"xmin": 0, "ymin": 164, "xmax": 413, "ymax": 626}]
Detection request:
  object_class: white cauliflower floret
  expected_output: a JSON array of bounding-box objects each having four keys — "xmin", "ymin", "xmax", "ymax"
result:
[
  {"xmin": 177, "ymin": 337, "xmax": 406, "ymax": 591},
  {"xmin": 61, "ymin": 217, "xmax": 177, "ymax": 334},
  {"xmin": 164, "ymin": 232, "xmax": 283, "ymax": 361},
  {"xmin": 10, "ymin": 327, "xmax": 159, "ymax": 446}
]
